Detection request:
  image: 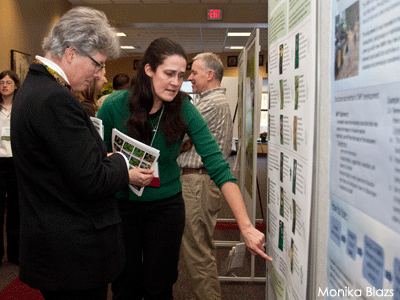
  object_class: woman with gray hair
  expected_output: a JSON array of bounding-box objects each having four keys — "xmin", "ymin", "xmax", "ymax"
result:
[{"xmin": 11, "ymin": 6, "xmax": 138, "ymax": 300}]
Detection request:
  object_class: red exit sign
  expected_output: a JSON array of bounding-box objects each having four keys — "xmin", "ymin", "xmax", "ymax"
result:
[{"xmin": 207, "ymin": 9, "xmax": 223, "ymax": 21}]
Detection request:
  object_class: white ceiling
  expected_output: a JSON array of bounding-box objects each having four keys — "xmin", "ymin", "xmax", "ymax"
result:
[{"xmin": 67, "ymin": 0, "xmax": 268, "ymax": 56}]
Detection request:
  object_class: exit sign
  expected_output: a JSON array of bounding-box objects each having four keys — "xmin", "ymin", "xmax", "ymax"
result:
[{"xmin": 207, "ymin": 9, "xmax": 223, "ymax": 21}]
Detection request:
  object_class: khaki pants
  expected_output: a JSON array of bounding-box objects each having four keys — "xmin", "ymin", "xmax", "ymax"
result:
[{"xmin": 181, "ymin": 173, "xmax": 223, "ymax": 300}]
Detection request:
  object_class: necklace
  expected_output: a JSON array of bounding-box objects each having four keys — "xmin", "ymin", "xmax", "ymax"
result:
[{"xmin": 150, "ymin": 105, "xmax": 164, "ymax": 147}]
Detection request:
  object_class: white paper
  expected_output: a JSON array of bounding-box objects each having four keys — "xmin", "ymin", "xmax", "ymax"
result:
[
  {"xmin": 111, "ymin": 128, "xmax": 160, "ymax": 197},
  {"xmin": 267, "ymin": 0, "xmax": 317, "ymax": 299},
  {"xmin": 90, "ymin": 117, "xmax": 104, "ymax": 140},
  {"xmin": 328, "ymin": 0, "xmax": 400, "ymax": 298}
]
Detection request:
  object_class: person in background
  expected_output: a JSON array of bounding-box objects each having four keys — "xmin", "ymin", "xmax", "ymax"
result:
[
  {"xmin": 97, "ymin": 37, "xmax": 271, "ymax": 300},
  {"xmin": 0, "ymin": 70, "xmax": 20, "ymax": 266},
  {"xmin": 76, "ymin": 68, "xmax": 108, "ymax": 117},
  {"xmin": 97, "ymin": 73, "xmax": 130, "ymax": 107},
  {"xmin": 10, "ymin": 7, "xmax": 139, "ymax": 300},
  {"xmin": 177, "ymin": 53, "xmax": 232, "ymax": 300}
]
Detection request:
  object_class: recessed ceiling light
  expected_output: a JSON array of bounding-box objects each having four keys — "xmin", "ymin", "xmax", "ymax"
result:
[
  {"xmin": 121, "ymin": 46, "xmax": 135, "ymax": 49},
  {"xmin": 117, "ymin": 32, "xmax": 126, "ymax": 37},
  {"xmin": 227, "ymin": 32, "xmax": 251, "ymax": 37},
  {"xmin": 227, "ymin": 46, "xmax": 244, "ymax": 50}
]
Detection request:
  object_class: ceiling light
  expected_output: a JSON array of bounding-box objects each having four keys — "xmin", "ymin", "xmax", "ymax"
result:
[
  {"xmin": 227, "ymin": 32, "xmax": 251, "ymax": 37},
  {"xmin": 121, "ymin": 46, "xmax": 135, "ymax": 49},
  {"xmin": 227, "ymin": 46, "xmax": 244, "ymax": 50},
  {"xmin": 117, "ymin": 32, "xmax": 126, "ymax": 37}
]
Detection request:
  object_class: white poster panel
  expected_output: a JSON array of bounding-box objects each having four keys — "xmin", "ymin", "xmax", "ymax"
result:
[
  {"xmin": 267, "ymin": 0, "xmax": 317, "ymax": 299},
  {"xmin": 329, "ymin": 0, "xmax": 400, "ymax": 298}
]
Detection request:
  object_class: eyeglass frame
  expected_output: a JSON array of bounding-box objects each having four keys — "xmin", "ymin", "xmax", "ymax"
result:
[
  {"xmin": 68, "ymin": 46, "xmax": 106, "ymax": 73},
  {"xmin": 0, "ymin": 81, "xmax": 15, "ymax": 86},
  {"xmin": 86, "ymin": 54, "xmax": 106, "ymax": 73}
]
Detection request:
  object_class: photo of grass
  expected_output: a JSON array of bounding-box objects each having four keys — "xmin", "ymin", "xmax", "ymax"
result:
[
  {"xmin": 133, "ymin": 147, "xmax": 145, "ymax": 158},
  {"xmin": 123, "ymin": 142, "xmax": 134, "ymax": 153},
  {"xmin": 129, "ymin": 157, "xmax": 140, "ymax": 167}
]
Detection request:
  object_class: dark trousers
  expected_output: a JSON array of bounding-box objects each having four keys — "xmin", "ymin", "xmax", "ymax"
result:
[
  {"xmin": 112, "ymin": 192, "xmax": 185, "ymax": 300},
  {"xmin": 40, "ymin": 284, "xmax": 108, "ymax": 300},
  {"xmin": 0, "ymin": 158, "xmax": 20, "ymax": 264}
]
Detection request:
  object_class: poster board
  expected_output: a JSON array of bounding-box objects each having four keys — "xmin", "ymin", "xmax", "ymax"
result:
[
  {"xmin": 266, "ymin": 0, "xmax": 317, "ymax": 299},
  {"xmin": 242, "ymin": 29, "xmax": 261, "ymax": 221},
  {"xmin": 327, "ymin": 0, "xmax": 400, "ymax": 298}
]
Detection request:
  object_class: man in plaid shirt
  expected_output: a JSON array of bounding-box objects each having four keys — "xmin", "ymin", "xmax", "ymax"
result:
[{"xmin": 178, "ymin": 53, "xmax": 233, "ymax": 300}]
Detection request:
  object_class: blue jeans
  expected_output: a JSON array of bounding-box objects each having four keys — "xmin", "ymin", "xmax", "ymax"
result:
[{"xmin": 112, "ymin": 192, "xmax": 185, "ymax": 300}]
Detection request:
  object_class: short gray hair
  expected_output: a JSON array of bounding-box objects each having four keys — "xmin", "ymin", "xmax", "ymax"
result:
[
  {"xmin": 192, "ymin": 52, "xmax": 224, "ymax": 82},
  {"xmin": 42, "ymin": 6, "xmax": 120, "ymax": 60}
]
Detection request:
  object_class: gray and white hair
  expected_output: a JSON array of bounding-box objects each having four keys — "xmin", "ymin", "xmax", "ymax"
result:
[
  {"xmin": 192, "ymin": 52, "xmax": 224, "ymax": 82},
  {"xmin": 42, "ymin": 6, "xmax": 120, "ymax": 60}
]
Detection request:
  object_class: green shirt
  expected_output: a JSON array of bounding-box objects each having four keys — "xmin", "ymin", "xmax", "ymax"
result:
[{"xmin": 97, "ymin": 89, "xmax": 236, "ymax": 201}]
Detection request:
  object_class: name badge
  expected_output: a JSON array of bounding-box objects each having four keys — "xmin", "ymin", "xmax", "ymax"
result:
[{"xmin": 1, "ymin": 127, "xmax": 10, "ymax": 141}]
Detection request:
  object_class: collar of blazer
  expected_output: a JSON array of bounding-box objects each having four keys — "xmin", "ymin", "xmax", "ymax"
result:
[{"xmin": 33, "ymin": 59, "xmax": 72, "ymax": 92}]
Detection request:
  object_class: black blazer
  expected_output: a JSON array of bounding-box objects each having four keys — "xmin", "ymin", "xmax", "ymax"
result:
[{"xmin": 11, "ymin": 64, "xmax": 129, "ymax": 290}]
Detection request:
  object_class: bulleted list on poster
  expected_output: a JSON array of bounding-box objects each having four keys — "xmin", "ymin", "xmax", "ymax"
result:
[{"xmin": 111, "ymin": 128, "xmax": 160, "ymax": 197}]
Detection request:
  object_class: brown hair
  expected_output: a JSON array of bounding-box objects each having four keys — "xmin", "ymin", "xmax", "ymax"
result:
[
  {"xmin": 127, "ymin": 38, "xmax": 188, "ymax": 145},
  {"xmin": 0, "ymin": 70, "xmax": 21, "ymax": 101}
]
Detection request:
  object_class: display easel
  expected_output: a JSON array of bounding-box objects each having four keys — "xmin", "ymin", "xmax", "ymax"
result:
[{"xmin": 215, "ymin": 28, "xmax": 266, "ymax": 283}]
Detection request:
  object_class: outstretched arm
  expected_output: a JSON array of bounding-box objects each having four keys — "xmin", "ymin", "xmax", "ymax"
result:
[{"xmin": 221, "ymin": 181, "xmax": 273, "ymax": 261}]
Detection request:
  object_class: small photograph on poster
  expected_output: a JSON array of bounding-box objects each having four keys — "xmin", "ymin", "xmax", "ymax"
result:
[
  {"xmin": 293, "ymin": 116, "xmax": 298, "ymax": 151},
  {"xmin": 280, "ymin": 186, "xmax": 284, "ymax": 217},
  {"xmin": 280, "ymin": 152, "xmax": 284, "ymax": 182},
  {"xmin": 334, "ymin": 1, "xmax": 360, "ymax": 80},
  {"xmin": 279, "ymin": 220, "xmax": 284, "ymax": 251},
  {"xmin": 290, "ymin": 238, "xmax": 294, "ymax": 273},
  {"xmin": 292, "ymin": 159, "xmax": 297, "ymax": 194},
  {"xmin": 295, "ymin": 33, "xmax": 300, "ymax": 69},
  {"xmin": 279, "ymin": 44, "xmax": 284, "ymax": 75},
  {"xmin": 280, "ymin": 115, "xmax": 284, "ymax": 145},
  {"xmin": 292, "ymin": 199, "xmax": 297, "ymax": 234},
  {"xmin": 280, "ymin": 79, "xmax": 284, "ymax": 109},
  {"xmin": 294, "ymin": 75, "xmax": 299, "ymax": 110}
]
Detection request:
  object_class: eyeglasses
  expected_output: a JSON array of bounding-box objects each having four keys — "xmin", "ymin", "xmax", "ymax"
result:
[
  {"xmin": 86, "ymin": 55, "xmax": 105, "ymax": 73},
  {"xmin": 0, "ymin": 81, "xmax": 14, "ymax": 86}
]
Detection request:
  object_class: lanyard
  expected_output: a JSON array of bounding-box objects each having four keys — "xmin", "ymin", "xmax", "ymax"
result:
[{"xmin": 150, "ymin": 105, "xmax": 164, "ymax": 147}]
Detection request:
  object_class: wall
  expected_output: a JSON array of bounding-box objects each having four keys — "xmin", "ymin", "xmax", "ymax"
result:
[
  {"xmin": 74, "ymin": 3, "xmax": 268, "ymax": 24},
  {"xmin": 104, "ymin": 51, "xmax": 268, "ymax": 83},
  {"xmin": 0, "ymin": 0, "xmax": 71, "ymax": 72},
  {"xmin": 0, "ymin": 1, "xmax": 267, "ymax": 80},
  {"xmin": 77, "ymin": 2, "xmax": 269, "ymax": 81}
]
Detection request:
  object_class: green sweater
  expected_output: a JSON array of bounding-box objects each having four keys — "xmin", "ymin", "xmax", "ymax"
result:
[{"xmin": 97, "ymin": 89, "xmax": 236, "ymax": 201}]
